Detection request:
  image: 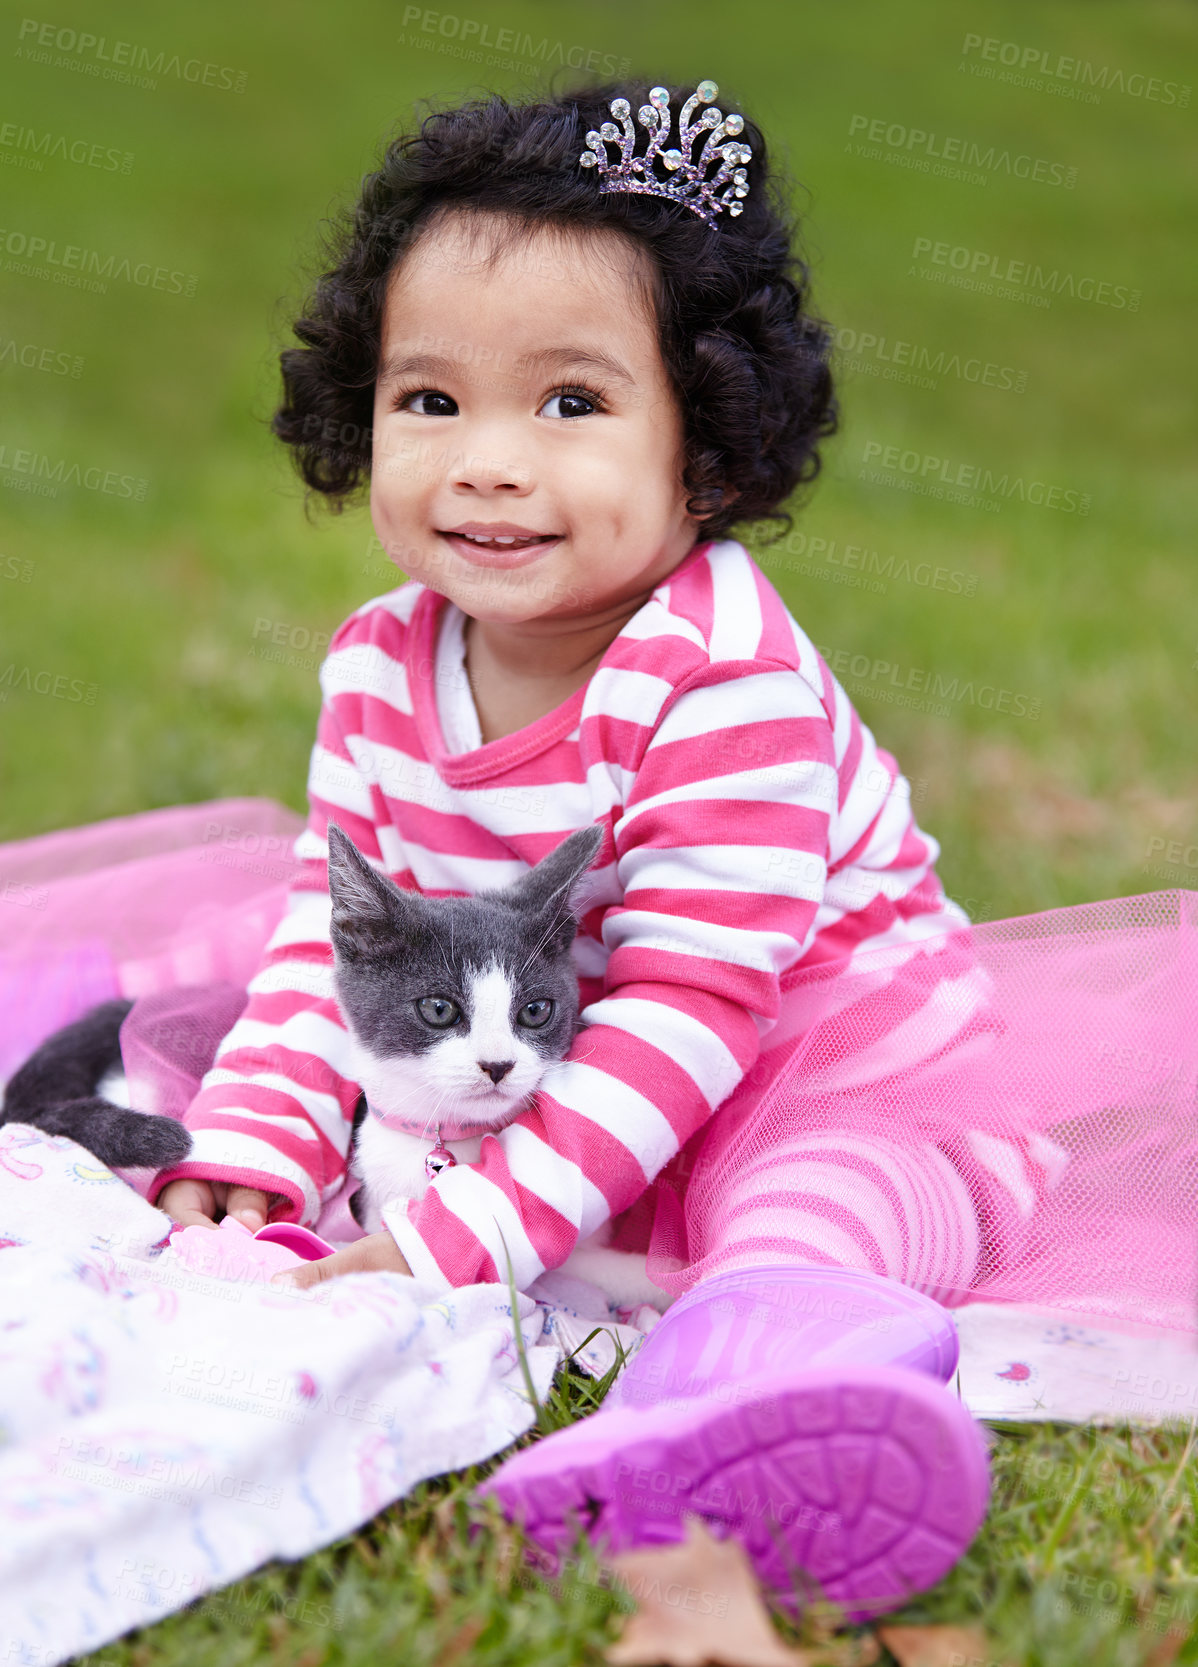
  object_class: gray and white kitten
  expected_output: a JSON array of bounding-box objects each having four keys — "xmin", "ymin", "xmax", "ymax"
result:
[{"xmin": 326, "ymin": 821, "xmax": 670, "ymax": 1311}]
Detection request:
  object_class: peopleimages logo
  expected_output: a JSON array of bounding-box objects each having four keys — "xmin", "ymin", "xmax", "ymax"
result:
[
  {"xmin": 15, "ymin": 19, "xmax": 248, "ymax": 92},
  {"xmin": 0, "ymin": 226, "xmax": 197, "ymax": 296},
  {"xmin": 754, "ymin": 525, "xmax": 978, "ymax": 599},
  {"xmin": 847, "ymin": 114, "xmax": 1076, "ymax": 188},
  {"xmin": 0, "ymin": 441, "xmax": 149, "ymax": 500},
  {"xmin": 0, "ymin": 335, "xmax": 82, "ymax": 376},
  {"xmin": 0, "ymin": 122, "xmax": 133, "ymax": 173},
  {"xmin": 832, "ymin": 324, "xmax": 1027, "ymax": 393},
  {"xmin": 910, "ymin": 237, "xmax": 1140, "ymax": 312},
  {"xmin": 397, "ymin": 7, "xmax": 630, "ymax": 76},
  {"xmin": 0, "ymin": 664, "xmax": 97, "ymax": 703},
  {"xmin": 960, "ymin": 34, "xmax": 1191, "ymax": 108},
  {"xmin": 817, "ymin": 643, "xmax": 1041, "ymax": 721},
  {"xmin": 860, "ymin": 440, "xmax": 1091, "ymax": 516}
]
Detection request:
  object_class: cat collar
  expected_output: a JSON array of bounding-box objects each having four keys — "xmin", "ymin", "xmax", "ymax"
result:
[{"xmin": 363, "ymin": 1098, "xmax": 470, "ymax": 1174}]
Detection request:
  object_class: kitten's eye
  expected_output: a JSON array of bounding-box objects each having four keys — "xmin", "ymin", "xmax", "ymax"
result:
[
  {"xmin": 416, "ymin": 996, "xmax": 461, "ymax": 1028},
  {"xmin": 400, "ymin": 389, "xmax": 458, "ymax": 417},
  {"xmin": 516, "ymin": 998, "xmax": 555, "ymax": 1029}
]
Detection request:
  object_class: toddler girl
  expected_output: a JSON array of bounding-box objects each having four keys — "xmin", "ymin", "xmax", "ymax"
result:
[
  {"xmin": 138, "ymin": 78, "xmax": 1007, "ymax": 1619},
  {"xmin": 121, "ymin": 80, "xmax": 1191, "ymax": 1618}
]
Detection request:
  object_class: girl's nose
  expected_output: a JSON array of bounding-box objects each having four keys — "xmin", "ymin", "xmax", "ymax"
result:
[{"xmin": 450, "ymin": 432, "xmax": 534, "ymax": 494}]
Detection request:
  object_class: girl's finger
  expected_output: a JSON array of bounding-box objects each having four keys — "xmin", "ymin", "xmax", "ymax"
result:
[
  {"xmin": 158, "ymin": 1180, "xmax": 218, "ymax": 1228},
  {"xmin": 270, "ymin": 1233, "xmax": 412, "ymax": 1290},
  {"xmin": 272, "ymin": 1236, "xmax": 393, "ymax": 1289},
  {"xmin": 172, "ymin": 1206, "xmax": 221, "ymax": 1230},
  {"xmin": 273, "ymin": 1256, "xmax": 335, "ymax": 1290},
  {"xmin": 224, "ymin": 1186, "xmax": 271, "ymax": 1230}
]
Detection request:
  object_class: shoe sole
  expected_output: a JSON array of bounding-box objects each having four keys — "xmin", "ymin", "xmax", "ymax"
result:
[{"xmin": 478, "ymin": 1363, "xmax": 990, "ymax": 1623}]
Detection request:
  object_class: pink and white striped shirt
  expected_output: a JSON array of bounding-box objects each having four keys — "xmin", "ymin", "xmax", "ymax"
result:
[{"xmin": 153, "ymin": 538, "xmax": 975, "ymax": 1290}]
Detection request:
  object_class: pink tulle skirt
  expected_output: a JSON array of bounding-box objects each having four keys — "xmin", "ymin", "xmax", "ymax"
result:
[
  {"xmin": 2, "ymin": 800, "xmax": 1196, "ymax": 1333},
  {"xmin": 0, "ymin": 799, "xmax": 302, "ymax": 1080},
  {"xmin": 640, "ymin": 895, "xmax": 1198, "ymax": 1332}
]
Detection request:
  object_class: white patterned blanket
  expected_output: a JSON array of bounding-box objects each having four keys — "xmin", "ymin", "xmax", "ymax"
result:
[{"xmin": 0, "ymin": 1124, "xmax": 572, "ymax": 1665}]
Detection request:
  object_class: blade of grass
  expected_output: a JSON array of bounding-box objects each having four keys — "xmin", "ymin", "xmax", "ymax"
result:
[
  {"xmin": 1040, "ymin": 1441, "xmax": 1102, "ymax": 1570},
  {"xmin": 494, "ymin": 1225, "xmax": 555, "ymax": 1436}
]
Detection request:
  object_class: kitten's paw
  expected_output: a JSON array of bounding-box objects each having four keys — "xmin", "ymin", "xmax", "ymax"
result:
[
  {"xmin": 114, "ymin": 1112, "xmax": 193, "ymax": 1170},
  {"xmin": 29, "ymin": 1099, "xmax": 194, "ymax": 1171}
]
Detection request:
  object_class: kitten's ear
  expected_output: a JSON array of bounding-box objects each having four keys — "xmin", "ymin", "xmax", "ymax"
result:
[
  {"xmin": 505, "ymin": 824, "xmax": 604, "ymax": 951},
  {"xmin": 325, "ymin": 821, "xmax": 414, "ymax": 958}
]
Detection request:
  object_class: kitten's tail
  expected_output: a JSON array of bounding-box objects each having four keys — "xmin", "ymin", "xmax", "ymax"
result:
[{"xmin": 1, "ymin": 998, "xmax": 193, "ymax": 1170}]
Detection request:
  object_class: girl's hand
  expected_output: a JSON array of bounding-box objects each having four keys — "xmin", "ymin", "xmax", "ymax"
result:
[
  {"xmin": 157, "ymin": 1178, "xmax": 277, "ymax": 1232},
  {"xmin": 273, "ymin": 1231, "xmax": 412, "ymax": 1289}
]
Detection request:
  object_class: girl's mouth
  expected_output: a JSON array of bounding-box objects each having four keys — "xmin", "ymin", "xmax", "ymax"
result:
[{"xmin": 438, "ymin": 524, "xmax": 563, "ymax": 568}]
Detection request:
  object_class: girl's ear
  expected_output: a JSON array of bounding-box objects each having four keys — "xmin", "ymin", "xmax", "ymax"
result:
[{"xmin": 326, "ymin": 822, "xmax": 424, "ymax": 958}]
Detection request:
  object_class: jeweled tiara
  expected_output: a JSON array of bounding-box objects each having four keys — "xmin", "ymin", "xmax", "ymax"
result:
[{"xmin": 578, "ymin": 80, "xmax": 752, "ymax": 230}]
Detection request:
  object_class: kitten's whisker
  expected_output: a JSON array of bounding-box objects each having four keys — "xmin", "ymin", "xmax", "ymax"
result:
[
  {"xmin": 370, "ymin": 1078, "xmax": 447, "ymax": 1134},
  {"xmin": 519, "ymin": 911, "xmax": 566, "ymax": 977},
  {"xmin": 419, "ymin": 1086, "xmax": 454, "ymax": 1142},
  {"xmin": 436, "ymin": 922, "xmax": 454, "ymax": 985}
]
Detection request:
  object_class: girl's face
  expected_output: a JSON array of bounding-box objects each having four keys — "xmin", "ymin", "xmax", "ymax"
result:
[{"xmin": 369, "ymin": 212, "xmax": 701, "ymax": 626}]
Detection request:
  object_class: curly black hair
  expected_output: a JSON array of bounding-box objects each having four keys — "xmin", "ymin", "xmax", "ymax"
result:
[{"xmin": 272, "ymin": 81, "xmax": 837, "ymax": 540}]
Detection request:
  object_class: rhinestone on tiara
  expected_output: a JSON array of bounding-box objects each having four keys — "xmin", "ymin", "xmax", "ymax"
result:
[{"xmin": 578, "ymin": 80, "xmax": 752, "ymax": 229}]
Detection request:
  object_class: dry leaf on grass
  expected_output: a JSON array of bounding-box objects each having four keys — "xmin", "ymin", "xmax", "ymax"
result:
[
  {"xmin": 1143, "ymin": 1633, "xmax": 1187, "ymax": 1667},
  {"xmin": 440, "ymin": 1614, "xmax": 487, "ymax": 1665},
  {"xmin": 603, "ymin": 1515, "xmax": 874, "ymax": 1667},
  {"xmin": 876, "ymin": 1624, "xmax": 1005, "ymax": 1667}
]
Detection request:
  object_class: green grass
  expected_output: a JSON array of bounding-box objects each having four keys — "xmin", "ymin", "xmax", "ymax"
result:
[
  {"xmin": 3, "ymin": 0, "xmax": 1196, "ymax": 1660},
  {"xmin": 77, "ymin": 1381, "xmax": 1198, "ymax": 1667}
]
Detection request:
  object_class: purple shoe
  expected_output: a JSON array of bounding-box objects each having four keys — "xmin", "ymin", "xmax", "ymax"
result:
[{"xmin": 478, "ymin": 1265, "xmax": 990, "ymax": 1621}]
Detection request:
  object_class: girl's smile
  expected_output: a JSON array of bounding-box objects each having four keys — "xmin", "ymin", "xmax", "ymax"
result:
[{"xmin": 438, "ymin": 520, "xmax": 564, "ymax": 568}]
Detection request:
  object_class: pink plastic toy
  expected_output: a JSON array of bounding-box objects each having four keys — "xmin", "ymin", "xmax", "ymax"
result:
[
  {"xmin": 167, "ymin": 1216, "xmax": 336, "ymax": 1282},
  {"xmin": 254, "ymin": 1221, "xmax": 339, "ymax": 1261}
]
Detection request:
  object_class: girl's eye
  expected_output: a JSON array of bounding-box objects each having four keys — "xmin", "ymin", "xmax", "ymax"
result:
[
  {"xmin": 400, "ymin": 389, "xmax": 458, "ymax": 416},
  {"xmin": 540, "ymin": 390, "xmax": 598, "ymax": 420},
  {"xmin": 516, "ymin": 998, "xmax": 555, "ymax": 1029},
  {"xmin": 417, "ymin": 996, "xmax": 461, "ymax": 1028}
]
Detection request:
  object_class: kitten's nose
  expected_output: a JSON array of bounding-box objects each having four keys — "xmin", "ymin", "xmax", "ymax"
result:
[{"xmin": 479, "ymin": 1060, "xmax": 515, "ymax": 1085}]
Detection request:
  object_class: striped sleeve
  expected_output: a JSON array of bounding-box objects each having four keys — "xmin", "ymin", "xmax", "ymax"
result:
[
  {"xmin": 386, "ymin": 660, "xmax": 845, "ymax": 1290},
  {"xmin": 149, "ymin": 621, "xmax": 381, "ymax": 1223}
]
